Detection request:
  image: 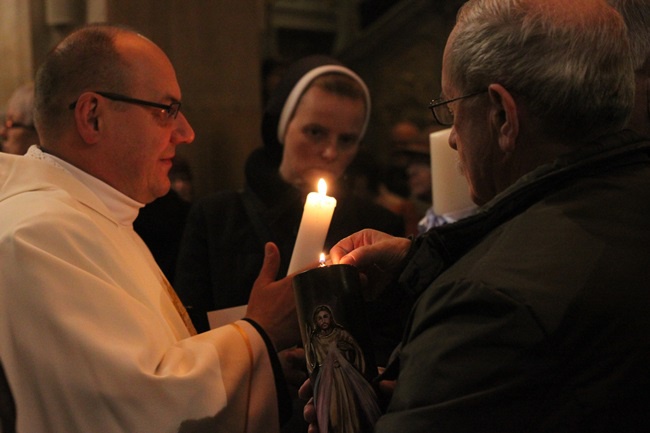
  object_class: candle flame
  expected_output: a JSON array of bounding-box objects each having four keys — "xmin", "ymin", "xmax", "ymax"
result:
[
  {"xmin": 319, "ymin": 253, "xmax": 326, "ymax": 267},
  {"xmin": 317, "ymin": 178, "xmax": 327, "ymax": 195}
]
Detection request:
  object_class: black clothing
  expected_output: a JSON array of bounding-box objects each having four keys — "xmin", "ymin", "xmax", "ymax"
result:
[
  {"xmin": 376, "ymin": 130, "xmax": 650, "ymax": 433},
  {"xmin": 134, "ymin": 189, "xmax": 190, "ymax": 284}
]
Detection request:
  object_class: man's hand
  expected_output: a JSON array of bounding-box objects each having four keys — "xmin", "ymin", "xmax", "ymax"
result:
[
  {"xmin": 330, "ymin": 229, "xmax": 412, "ymax": 299},
  {"xmin": 246, "ymin": 242, "xmax": 300, "ymax": 351}
]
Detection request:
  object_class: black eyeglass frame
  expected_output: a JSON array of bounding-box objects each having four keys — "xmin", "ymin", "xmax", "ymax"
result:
[
  {"xmin": 428, "ymin": 90, "xmax": 486, "ymax": 126},
  {"xmin": 69, "ymin": 91, "xmax": 181, "ymax": 119}
]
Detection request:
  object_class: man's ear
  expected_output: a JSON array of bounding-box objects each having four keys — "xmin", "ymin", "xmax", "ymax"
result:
[
  {"xmin": 487, "ymin": 83, "xmax": 519, "ymax": 153},
  {"xmin": 72, "ymin": 92, "xmax": 101, "ymax": 144}
]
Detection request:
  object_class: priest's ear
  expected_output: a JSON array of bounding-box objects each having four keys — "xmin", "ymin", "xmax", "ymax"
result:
[
  {"xmin": 487, "ymin": 83, "xmax": 519, "ymax": 153},
  {"xmin": 71, "ymin": 92, "xmax": 102, "ymax": 144}
]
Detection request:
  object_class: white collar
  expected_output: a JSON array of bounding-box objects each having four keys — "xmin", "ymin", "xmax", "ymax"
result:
[{"xmin": 26, "ymin": 145, "xmax": 144, "ymax": 226}]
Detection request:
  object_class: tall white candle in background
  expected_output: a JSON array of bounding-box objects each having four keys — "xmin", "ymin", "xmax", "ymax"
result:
[
  {"xmin": 429, "ymin": 128, "xmax": 476, "ymax": 216},
  {"xmin": 287, "ymin": 179, "xmax": 337, "ymax": 275}
]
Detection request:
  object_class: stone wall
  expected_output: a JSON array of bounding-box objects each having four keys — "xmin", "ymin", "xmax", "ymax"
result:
[{"xmin": 107, "ymin": 1, "xmax": 265, "ymax": 198}]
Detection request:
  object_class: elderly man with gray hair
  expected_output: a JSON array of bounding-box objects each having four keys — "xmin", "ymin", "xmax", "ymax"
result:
[{"xmin": 302, "ymin": 0, "xmax": 650, "ymax": 431}]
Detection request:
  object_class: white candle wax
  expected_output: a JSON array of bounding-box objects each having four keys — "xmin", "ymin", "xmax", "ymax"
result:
[
  {"xmin": 287, "ymin": 179, "xmax": 337, "ymax": 275},
  {"xmin": 429, "ymin": 128, "xmax": 475, "ymax": 216}
]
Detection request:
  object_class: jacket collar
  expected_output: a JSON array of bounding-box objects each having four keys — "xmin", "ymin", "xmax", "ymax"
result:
[{"xmin": 399, "ymin": 130, "xmax": 650, "ymax": 298}]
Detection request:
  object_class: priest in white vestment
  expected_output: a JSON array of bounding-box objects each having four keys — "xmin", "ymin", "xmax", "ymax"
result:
[{"xmin": 0, "ymin": 24, "xmax": 299, "ymax": 433}]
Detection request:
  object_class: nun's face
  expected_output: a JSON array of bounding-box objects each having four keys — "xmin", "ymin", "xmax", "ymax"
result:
[{"xmin": 279, "ymin": 85, "xmax": 365, "ymax": 193}]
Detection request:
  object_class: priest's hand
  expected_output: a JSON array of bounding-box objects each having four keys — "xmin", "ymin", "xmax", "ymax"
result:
[
  {"xmin": 246, "ymin": 242, "xmax": 300, "ymax": 351},
  {"xmin": 329, "ymin": 229, "xmax": 412, "ymax": 300}
]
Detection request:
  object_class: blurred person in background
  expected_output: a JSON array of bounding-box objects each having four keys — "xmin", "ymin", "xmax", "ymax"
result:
[{"xmin": 1, "ymin": 82, "xmax": 39, "ymax": 155}]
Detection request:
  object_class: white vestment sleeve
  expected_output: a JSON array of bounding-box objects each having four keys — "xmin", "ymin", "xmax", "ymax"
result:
[{"xmin": 0, "ymin": 157, "xmax": 280, "ymax": 433}]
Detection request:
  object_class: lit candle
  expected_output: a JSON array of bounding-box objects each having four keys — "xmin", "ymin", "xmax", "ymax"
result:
[{"xmin": 287, "ymin": 179, "xmax": 337, "ymax": 275}]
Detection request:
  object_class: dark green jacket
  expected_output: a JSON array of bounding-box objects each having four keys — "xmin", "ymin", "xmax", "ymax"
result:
[{"xmin": 378, "ymin": 130, "xmax": 650, "ymax": 433}]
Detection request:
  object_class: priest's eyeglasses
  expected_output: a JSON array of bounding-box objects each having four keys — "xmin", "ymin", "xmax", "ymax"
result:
[
  {"xmin": 69, "ymin": 91, "xmax": 182, "ymax": 119},
  {"xmin": 428, "ymin": 90, "xmax": 486, "ymax": 126}
]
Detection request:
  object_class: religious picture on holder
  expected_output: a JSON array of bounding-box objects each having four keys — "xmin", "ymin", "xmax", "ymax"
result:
[{"xmin": 293, "ymin": 264, "xmax": 381, "ymax": 433}]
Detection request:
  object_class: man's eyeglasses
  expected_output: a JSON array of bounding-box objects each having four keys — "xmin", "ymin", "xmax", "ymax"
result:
[
  {"xmin": 428, "ymin": 90, "xmax": 486, "ymax": 126},
  {"xmin": 2, "ymin": 118, "xmax": 36, "ymax": 131},
  {"xmin": 69, "ymin": 91, "xmax": 182, "ymax": 119}
]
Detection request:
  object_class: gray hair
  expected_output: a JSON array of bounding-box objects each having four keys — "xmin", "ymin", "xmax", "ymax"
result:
[
  {"xmin": 448, "ymin": 0, "xmax": 635, "ymax": 141},
  {"xmin": 34, "ymin": 24, "xmax": 133, "ymax": 141},
  {"xmin": 607, "ymin": 0, "xmax": 650, "ymax": 70},
  {"xmin": 6, "ymin": 82, "xmax": 35, "ymax": 125}
]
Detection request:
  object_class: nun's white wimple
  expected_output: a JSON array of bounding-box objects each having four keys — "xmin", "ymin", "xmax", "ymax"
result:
[{"xmin": 276, "ymin": 65, "xmax": 371, "ymax": 145}]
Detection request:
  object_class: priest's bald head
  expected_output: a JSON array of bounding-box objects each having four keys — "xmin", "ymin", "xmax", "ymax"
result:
[{"xmin": 34, "ymin": 24, "xmax": 195, "ymax": 204}]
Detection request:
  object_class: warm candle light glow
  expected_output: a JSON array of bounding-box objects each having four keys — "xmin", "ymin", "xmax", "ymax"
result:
[
  {"xmin": 287, "ymin": 179, "xmax": 337, "ymax": 275},
  {"xmin": 319, "ymin": 253, "xmax": 326, "ymax": 267}
]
